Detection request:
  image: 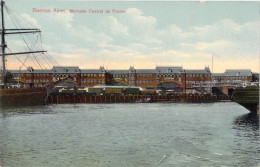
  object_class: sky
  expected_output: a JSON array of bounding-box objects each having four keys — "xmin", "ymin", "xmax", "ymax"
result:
[{"xmin": 2, "ymin": 0, "xmax": 260, "ymax": 73}]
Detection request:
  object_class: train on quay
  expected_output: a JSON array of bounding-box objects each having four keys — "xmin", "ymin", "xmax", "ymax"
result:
[{"xmin": 55, "ymin": 85, "xmax": 157, "ymax": 96}]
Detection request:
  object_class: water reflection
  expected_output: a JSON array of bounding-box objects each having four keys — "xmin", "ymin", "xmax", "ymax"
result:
[
  {"xmin": 234, "ymin": 113, "xmax": 259, "ymax": 129},
  {"xmin": 0, "ymin": 103, "xmax": 259, "ymax": 167},
  {"xmin": 0, "ymin": 105, "xmax": 54, "ymax": 118},
  {"xmin": 232, "ymin": 113, "xmax": 260, "ymax": 167}
]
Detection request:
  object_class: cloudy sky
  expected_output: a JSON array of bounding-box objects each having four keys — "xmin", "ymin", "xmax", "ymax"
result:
[{"xmin": 3, "ymin": 1, "xmax": 260, "ymax": 72}]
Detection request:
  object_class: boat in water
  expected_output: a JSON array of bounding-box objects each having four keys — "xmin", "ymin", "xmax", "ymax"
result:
[
  {"xmin": 0, "ymin": 0, "xmax": 48, "ymax": 106},
  {"xmin": 233, "ymin": 85, "xmax": 259, "ymax": 114}
]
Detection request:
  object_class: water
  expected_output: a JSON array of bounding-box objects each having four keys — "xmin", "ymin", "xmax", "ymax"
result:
[{"xmin": 0, "ymin": 103, "xmax": 259, "ymax": 167}]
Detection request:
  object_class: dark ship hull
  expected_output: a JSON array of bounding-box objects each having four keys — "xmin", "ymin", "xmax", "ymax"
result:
[
  {"xmin": 233, "ymin": 86, "xmax": 259, "ymax": 114},
  {"xmin": 0, "ymin": 87, "xmax": 47, "ymax": 106}
]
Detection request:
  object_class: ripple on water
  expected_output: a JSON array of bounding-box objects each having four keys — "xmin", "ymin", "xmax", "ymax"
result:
[{"xmin": 0, "ymin": 102, "xmax": 259, "ymax": 167}]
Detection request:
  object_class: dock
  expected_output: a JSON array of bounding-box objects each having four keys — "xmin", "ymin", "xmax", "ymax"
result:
[{"xmin": 45, "ymin": 94, "xmax": 232, "ymax": 104}]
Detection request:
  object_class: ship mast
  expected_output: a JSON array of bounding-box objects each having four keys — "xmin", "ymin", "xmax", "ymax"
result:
[
  {"xmin": 0, "ymin": 0, "xmax": 47, "ymax": 87},
  {"xmin": 1, "ymin": 0, "xmax": 6, "ymax": 86}
]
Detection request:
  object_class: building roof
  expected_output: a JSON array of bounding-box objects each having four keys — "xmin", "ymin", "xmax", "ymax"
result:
[
  {"xmin": 5, "ymin": 69, "xmax": 52, "ymax": 74},
  {"xmin": 135, "ymin": 69, "xmax": 157, "ymax": 73},
  {"xmin": 184, "ymin": 67, "xmax": 211, "ymax": 74},
  {"xmin": 52, "ymin": 66, "xmax": 80, "ymax": 73},
  {"xmin": 212, "ymin": 73, "xmax": 223, "ymax": 77},
  {"xmin": 107, "ymin": 70, "xmax": 129, "ymax": 74},
  {"xmin": 80, "ymin": 69, "xmax": 104, "ymax": 73},
  {"xmin": 155, "ymin": 66, "xmax": 183, "ymax": 73},
  {"xmin": 223, "ymin": 69, "xmax": 252, "ymax": 76}
]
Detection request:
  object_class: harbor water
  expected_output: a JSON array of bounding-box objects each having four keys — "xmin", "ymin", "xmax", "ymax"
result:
[{"xmin": 0, "ymin": 103, "xmax": 259, "ymax": 167}]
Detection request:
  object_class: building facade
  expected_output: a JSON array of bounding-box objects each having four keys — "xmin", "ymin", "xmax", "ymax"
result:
[
  {"xmin": 212, "ymin": 69, "xmax": 253, "ymax": 83},
  {"xmin": 0, "ymin": 66, "xmax": 255, "ymax": 92}
]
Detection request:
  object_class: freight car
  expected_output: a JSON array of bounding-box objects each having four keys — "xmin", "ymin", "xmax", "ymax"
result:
[
  {"xmin": 87, "ymin": 87, "xmax": 103, "ymax": 95},
  {"xmin": 59, "ymin": 87, "xmax": 87, "ymax": 95},
  {"xmin": 140, "ymin": 89, "xmax": 156, "ymax": 95},
  {"xmin": 104, "ymin": 87, "xmax": 123, "ymax": 95},
  {"xmin": 123, "ymin": 87, "xmax": 140, "ymax": 95},
  {"xmin": 93, "ymin": 85, "xmax": 141, "ymax": 95}
]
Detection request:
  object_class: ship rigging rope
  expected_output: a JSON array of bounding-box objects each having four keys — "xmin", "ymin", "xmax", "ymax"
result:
[
  {"xmin": 5, "ymin": 6, "xmax": 61, "ymax": 67},
  {"xmin": 5, "ymin": 6, "xmax": 62, "ymax": 68},
  {"xmin": 5, "ymin": 5, "xmax": 62, "ymax": 68},
  {"xmin": 6, "ymin": 47, "xmax": 29, "ymax": 70},
  {"xmin": 5, "ymin": 6, "xmax": 47, "ymax": 72},
  {"xmin": 4, "ymin": 5, "xmax": 61, "ymax": 70}
]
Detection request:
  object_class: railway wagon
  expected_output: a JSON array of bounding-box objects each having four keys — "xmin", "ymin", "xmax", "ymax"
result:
[
  {"xmin": 77, "ymin": 88, "xmax": 88, "ymax": 94},
  {"xmin": 140, "ymin": 89, "xmax": 156, "ymax": 95},
  {"xmin": 59, "ymin": 88, "xmax": 87, "ymax": 94},
  {"xmin": 104, "ymin": 87, "xmax": 123, "ymax": 94},
  {"xmin": 123, "ymin": 88, "xmax": 140, "ymax": 95},
  {"xmin": 87, "ymin": 87, "xmax": 103, "ymax": 94},
  {"xmin": 59, "ymin": 88, "xmax": 75, "ymax": 94}
]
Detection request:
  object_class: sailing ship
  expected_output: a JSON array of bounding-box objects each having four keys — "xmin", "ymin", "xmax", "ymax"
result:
[{"xmin": 0, "ymin": 0, "xmax": 49, "ymax": 106}]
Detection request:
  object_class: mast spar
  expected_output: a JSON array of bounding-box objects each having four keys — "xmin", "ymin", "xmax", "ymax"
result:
[{"xmin": 0, "ymin": 0, "xmax": 47, "ymax": 88}]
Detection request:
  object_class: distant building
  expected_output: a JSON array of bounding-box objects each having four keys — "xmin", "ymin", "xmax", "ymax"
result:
[
  {"xmin": 212, "ymin": 69, "xmax": 253, "ymax": 82},
  {"xmin": 0, "ymin": 66, "xmax": 255, "ymax": 92},
  {"xmin": 184, "ymin": 67, "xmax": 211, "ymax": 88}
]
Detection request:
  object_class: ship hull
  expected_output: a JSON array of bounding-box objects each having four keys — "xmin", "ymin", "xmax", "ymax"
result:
[
  {"xmin": 233, "ymin": 86, "xmax": 259, "ymax": 114},
  {"xmin": 0, "ymin": 87, "xmax": 47, "ymax": 106}
]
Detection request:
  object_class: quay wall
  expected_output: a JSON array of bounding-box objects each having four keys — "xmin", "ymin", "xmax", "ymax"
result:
[
  {"xmin": 45, "ymin": 94, "xmax": 232, "ymax": 104},
  {"xmin": 0, "ymin": 87, "xmax": 47, "ymax": 106}
]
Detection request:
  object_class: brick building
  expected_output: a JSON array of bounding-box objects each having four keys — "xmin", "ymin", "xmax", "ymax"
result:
[
  {"xmin": 184, "ymin": 67, "xmax": 212, "ymax": 88},
  {"xmin": 212, "ymin": 69, "xmax": 253, "ymax": 82},
  {"xmin": 1, "ymin": 66, "xmax": 255, "ymax": 92}
]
